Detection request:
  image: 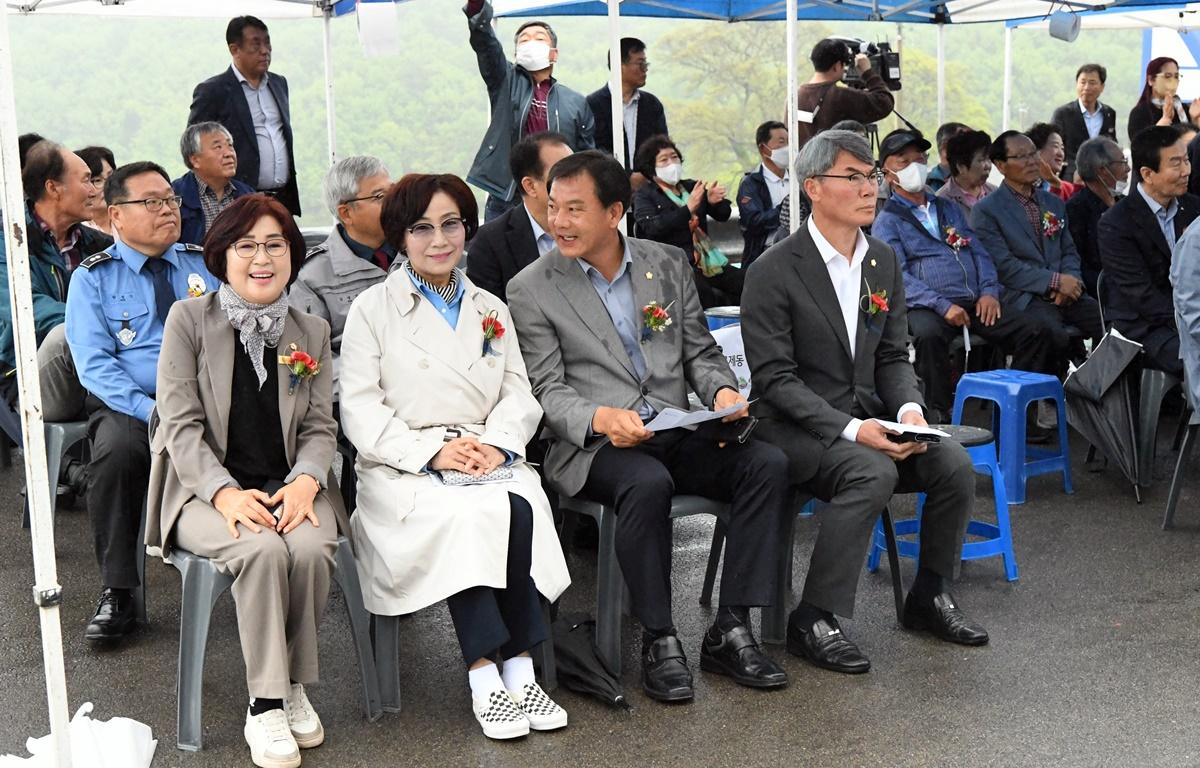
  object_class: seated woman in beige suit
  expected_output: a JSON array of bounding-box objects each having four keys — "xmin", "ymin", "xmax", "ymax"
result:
[
  {"xmin": 147, "ymin": 194, "xmax": 347, "ymax": 768},
  {"xmin": 339, "ymin": 173, "xmax": 571, "ymax": 741}
]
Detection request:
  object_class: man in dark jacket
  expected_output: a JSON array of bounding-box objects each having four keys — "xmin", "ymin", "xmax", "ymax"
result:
[
  {"xmin": 1099, "ymin": 126, "xmax": 1199, "ymax": 376},
  {"xmin": 171, "ymin": 122, "xmax": 255, "ymax": 246},
  {"xmin": 586, "ymin": 36, "xmax": 668, "ymax": 182},
  {"xmin": 467, "ymin": 132, "xmax": 572, "ymax": 302},
  {"xmin": 795, "ymin": 38, "xmax": 894, "ymax": 149},
  {"xmin": 464, "ymin": 1, "xmax": 595, "ymax": 222},
  {"xmin": 737, "ymin": 121, "xmax": 789, "ymax": 269},
  {"xmin": 188, "ymin": 16, "xmax": 301, "ymax": 216},
  {"xmin": 1050, "ymin": 64, "xmax": 1118, "ymax": 181},
  {"xmin": 0, "ymin": 141, "xmax": 111, "ymax": 421}
]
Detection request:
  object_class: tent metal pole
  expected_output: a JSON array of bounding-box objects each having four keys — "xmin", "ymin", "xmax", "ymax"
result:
[
  {"xmin": 322, "ymin": 4, "xmax": 337, "ymax": 166},
  {"xmin": 0, "ymin": 7, "xmax": 72, "ymax": 768},
  {"xmin": 786, "ymin": 0, "xmax": 798, "ymax": 232},
  {"xmin": 936, "ymin": 22, "xmax": 945, "ymax": 125},
  {"xmin": 1002, "ymin": 25, "xmax": 1012, "ymax": 130},
  {"xmin": 607, "ymin": 0, "xmax": 625, "ymax": 233}
]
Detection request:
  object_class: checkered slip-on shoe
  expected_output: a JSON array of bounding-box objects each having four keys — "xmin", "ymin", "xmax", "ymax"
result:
[
  {"xmin": 284, "ymin": 683, "xmax": 325, "ymax": 749},
  {"xmin": 472, "ymin": 689, "xmax": 530, "ymax": 740},
  {"xmin": 510, "ymin": 682, "xmax": 568, "ymax": 731}
]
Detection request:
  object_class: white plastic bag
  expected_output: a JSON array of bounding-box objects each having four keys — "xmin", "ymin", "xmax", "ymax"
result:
[{"xmin": 2, "ymin": 702, "xmax": 156, "ymax": 767}]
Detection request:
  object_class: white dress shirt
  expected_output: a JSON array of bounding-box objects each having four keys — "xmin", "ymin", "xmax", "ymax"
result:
[
  {"xmin": 761, "ymin": 163, "xmax": 789, "ymax": 208},
  {"xmin": 806, "ymin": 217, "xmax": 922, "ymax": 442},
  {"xmin": 1079, "ymin": 99, "xmax": 1104, "ymax": 140},
  {"xmin": 232, "ymin": 64, "xmax": 289, "ymax": 190},
  {"xmin": 524, "ymin": 204, "xmax": 557, "ymax": 256},
  {"xmin": 623, "ymin": 90, "xmax": 640, "ymax": 155}
]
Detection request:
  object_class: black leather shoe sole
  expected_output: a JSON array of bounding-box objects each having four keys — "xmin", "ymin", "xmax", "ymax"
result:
[
  {"xmin": 786, "ymin": 635, "xmax": 871, "ymax": 674},
  {"xmin": 641, "ymin": 679, "xmax": 694, "ymax": 702},
  {"xmin": 84, "ymin": 616, "xmax": 137, "ymax": 643},
  {"xmin": 699, "ymin": 651, "xmax": 787, "ymax": 689},
  {"xmin": 901, "ymin": 609, "xmax": 989, "ymax": 646}
]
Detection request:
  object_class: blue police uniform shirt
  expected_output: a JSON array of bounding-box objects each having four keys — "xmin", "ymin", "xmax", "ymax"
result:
[{"xmin": 65, "ymin": 238, "xmax": 220, "ymax": 423}]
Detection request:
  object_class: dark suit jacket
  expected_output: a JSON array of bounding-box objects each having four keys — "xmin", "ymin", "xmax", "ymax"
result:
[
  {"xmin": 465, "ymin": 202, "xmax": 541, "ymax": 302},
  {"xmin": 1050, "ymin": 100, "xmax": 1118, "ymax": 180},
  {"xmin": 586, "ymin": 86, "xmax": 668, "ymax": 167},
  {"xmin": 187, "ymin": 66, "xmax": 301, "ymax": 216},
  {"xmin": 1065, "ymin": 185, "xmax": 1112, "ymax": 295},
  {"xmin": 742, "ymin": 224, "xmax": 923, "ymax": 482},
  {"xmin": 970, "ymin": 183, "xmax": 1082, "ymax": 311},
  {"xmin": 1098, "ymin": 189, "xmax": 1200, "ymax": 340}
]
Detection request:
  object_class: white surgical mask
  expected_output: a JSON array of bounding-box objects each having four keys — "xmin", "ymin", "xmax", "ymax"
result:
[
  {"xmin": 656, "ymin": 162, "xmax": 683, "ymax": 186},
  {"xmin": 1101, "ymin": 166, "xmax": 1128, "ymax": 197},
  {"xmin": 894, "ymin": 162, "xmax": 930, "ymax": 193},
  {"xmin": 515, "ymin": 40, "xmax": 552, "ymax": 72},
  {"xmin": 768, "ymin": 147, "xmax": 790, "ymax": 171}
]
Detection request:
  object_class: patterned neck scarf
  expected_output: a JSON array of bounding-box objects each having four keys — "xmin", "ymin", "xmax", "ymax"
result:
[
  {"xmin": 403, "ymin": 259, "xmax": 460, "ymax": 303},
  {"xmin": 217, "ymin": 283, "xmax": 289, "ymax": 389}
]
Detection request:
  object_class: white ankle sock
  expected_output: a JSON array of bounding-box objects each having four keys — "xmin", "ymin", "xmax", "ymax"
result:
[
  {"xmin": 467, "ymin": 662, "xmax": 504, "ymax": 697},
  {"xmin": 500, "ymin": 655, "xmax": 535, "ymax": 692}
]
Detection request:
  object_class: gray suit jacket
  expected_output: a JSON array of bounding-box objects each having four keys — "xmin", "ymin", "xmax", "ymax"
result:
[
  {"xmin": 146, "ymin": 293, "xmax": 349, "ymax": 554},
  {"xmin": 970, "ymin": 182, "xmax": 1082, "ymax": 312},
  {"xmin": 507, "ymin": 236, "xmax": 736, "ymax": 496},
  {"xmin": 741, "ymin": 225, "xmax": 923, "ymax": 483}
]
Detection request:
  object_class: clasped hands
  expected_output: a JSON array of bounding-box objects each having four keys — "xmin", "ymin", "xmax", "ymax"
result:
[
  {"xmin": 431, "ymin": 436, "xmax": 507, "ymax": 476},
  {"xmin": 944, "ymin": 296, "xmax": 1000, "ymax": 328},
  {"xmin": 593, "ymin": 388, "xmax": 749, "ymax": 449},
  {"xmin": 214, "ymin": 474, "xmax": 321, "ymax": 539},
  {"xmin": 856, "ymin": 409, "xmax": 929, "ymax": 462}
]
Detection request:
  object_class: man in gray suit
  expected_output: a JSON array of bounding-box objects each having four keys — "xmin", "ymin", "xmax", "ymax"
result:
[
  {"xmin": 508, "ymin": 151, "xmax": 790, "ymax": 702},
  {"xmin": 742, "ymin": 131, "xmax": 989, "ymax": 677}
]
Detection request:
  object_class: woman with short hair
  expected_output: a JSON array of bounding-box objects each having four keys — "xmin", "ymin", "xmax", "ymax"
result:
[{"xmin": 937, "ymin": 130, "xmax": 996, "ymax": 215}]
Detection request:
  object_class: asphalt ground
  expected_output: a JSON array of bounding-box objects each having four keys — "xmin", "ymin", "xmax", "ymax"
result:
[{"xmin": 0, "ymin": 412, "xmax": 1197, "ymax": 767}]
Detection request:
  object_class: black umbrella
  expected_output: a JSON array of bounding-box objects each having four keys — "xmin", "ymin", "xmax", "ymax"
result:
[
  {"xmin": 551, "ymin": 612, "xmax": 631, "ymax": 710},
  {"xmin": 1064, "ymin": 329, "xmax": 1144, "ymax": 498}
]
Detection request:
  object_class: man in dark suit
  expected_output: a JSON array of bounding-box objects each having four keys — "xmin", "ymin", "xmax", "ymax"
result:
[
  {"xmin": 467, "ymin": 132, "xmax": 572, "ymax": 302},
  {"xmin": 188, "ymin": 16, "xmax": 300, "ymax": 217},
  {"xmin": 742, "ymin": 130, "xmax": 988, "ymax": 677},
  {"xmin": 971, "ymin": 131, "xmax": 1103, "ymax": 381},
  {"xmin": 1050, "ymin": 63, "xmax": 1118, "ymax": 181},
  {"xmin": 1099, "ymin": 126, "xmax": 1197, "ymax": 376},
  {"xmin": 586, "ymin": 37, "xmax": 668, "ymax": 186}
]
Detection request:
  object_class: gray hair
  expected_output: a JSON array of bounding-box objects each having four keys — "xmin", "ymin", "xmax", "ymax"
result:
[
  {"xmin": 180, "ymin": 122, "xmax": 233, "ymax": 169},
  {"xmin": 323, "ymin": 155, "xmax": 390, "ymax": 220},
  {"xmin": 1075, "ymin": 137, "xmax": 1122, "ymax": 183},
  {"xmin": 795, "ymin": 129, "xmax": 875, "ymax": 180}
]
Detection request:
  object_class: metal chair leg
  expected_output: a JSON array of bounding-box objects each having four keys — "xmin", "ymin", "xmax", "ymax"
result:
[
  {"xmin": 881, "ymin": 507, "xmax": 906, "ymax": 622},
  {"xmin": 699, "ymin": 519, "xmax": 726, "ymax": 606},
  {"xmin": 1164, "ymin": 423, "xmax": 1198, "ymax": 530}
]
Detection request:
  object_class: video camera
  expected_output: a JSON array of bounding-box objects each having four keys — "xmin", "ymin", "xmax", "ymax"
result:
[{"xmin": 829, "ymin": 37, "xmax": 902, "ymax": 91}]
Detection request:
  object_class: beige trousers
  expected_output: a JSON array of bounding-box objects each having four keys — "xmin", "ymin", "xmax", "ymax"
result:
[
  {"xmin": 37, "ymin": 324, "xmax": 86, "ymax": 422},
  {"xmin": 173, "ymin": 496, "xmax": 338, "ymax": 700}
]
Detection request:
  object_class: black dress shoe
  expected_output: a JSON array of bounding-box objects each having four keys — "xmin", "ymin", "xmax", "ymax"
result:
[
  {"xmin": 641, "ymin": 635, "xmax": 694, "ymax": 702},
  {"xmin": 700, "ymin": 623, "xmax": 787, "ymax": 689},
  {"xmin": 786, "ymin": 614, "xmax": 870, "ymax": 674},
  {"xmin": 902, "ymin": 591, "xmax": 989, "ymax": 646},
  {"xmin": 84, "ymin": 588, "xmax": 137, "ymax": 642}
]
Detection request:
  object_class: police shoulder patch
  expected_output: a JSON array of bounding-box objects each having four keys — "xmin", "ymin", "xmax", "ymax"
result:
[
  {"xmin": 305, "ymin": 243, "xmax": 328, "ymax": 258},
  {"xmin": 78, "ymin": 251, "xmax": 114, "ymax": 270},
  {"xmin": 181, "ymin": 243, "xmax": 204, "ymax": 252}
]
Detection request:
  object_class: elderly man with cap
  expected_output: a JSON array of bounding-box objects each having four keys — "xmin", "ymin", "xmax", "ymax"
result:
[{"xmin": 873, "ymin": 129, "xmax": 1051, "ymax": 425}]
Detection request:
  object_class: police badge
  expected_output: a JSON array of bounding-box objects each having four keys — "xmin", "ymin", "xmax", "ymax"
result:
[{"xmin": 187, "ymin": 273, "xmax": 207, "ymax": 298}]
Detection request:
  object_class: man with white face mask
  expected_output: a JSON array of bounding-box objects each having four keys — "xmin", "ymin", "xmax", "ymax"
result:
[
  {"xmin": 737, "ymin": 121, "xmax": 791, "ymax": 268},
  {"xmin": 873, "ymin": 129, "xmax": 1047, "ymax": 424},
  {"xmin": 464, "ymin": 1, "xmax": 595, "ymax": 223}
]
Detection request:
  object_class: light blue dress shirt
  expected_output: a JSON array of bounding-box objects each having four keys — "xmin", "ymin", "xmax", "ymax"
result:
[
  {"xmin": 1080, "ymin": 99, "xmax": 1104, "ymax": 140},
  {"xmin": 65, "ymin": 239, "xmax": 220, "ymax": 422},
  {"xmin": 1137, "ymin": 183, "xmax": 1179, "ymax": 251},
  {"xmin": 232, "ymin": 64, "xmax": 289, "ymax": 190},
  {"xmin": 525, "ymin": 205, "xmax": 557, "ymax": 257},
  {"xmin": 404, "ymin": 261, "xmax": 466, "ymax": 328},
  {"xmin": 890, "ymin": 191, "xmax": 940, "ymax": 238}
]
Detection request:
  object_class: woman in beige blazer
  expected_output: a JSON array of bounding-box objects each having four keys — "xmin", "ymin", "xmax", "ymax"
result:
[
  {"xmin": 146, "ymin": 195, "xmax": 348, "ymax": 768},
  {"xmin": 339, "ymin": 173, "xmax": 570, "ymax": 741}
]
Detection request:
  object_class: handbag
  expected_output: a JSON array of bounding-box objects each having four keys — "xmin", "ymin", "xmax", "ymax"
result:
[
  {"xmin": 692, "ymin": 225, "xmax": 729, "ymax": 278},
  {"xmin": 434, "ymin": 465, "xmax": 514, "ymax": 486}
]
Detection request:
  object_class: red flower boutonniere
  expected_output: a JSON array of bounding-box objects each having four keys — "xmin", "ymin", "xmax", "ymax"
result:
[
  {"xmin": 1042, "ymin": 211, "xmax": 1063, "ymax": 240},
  {"xmin": 641, "ymin": 300, "xmax": 675, "ymax": 341},
  {"xmin": 944, "ymin": 226, "xmax": 971, "ymax": 252},
  {"xmin": 278, "ymin": 343, "xmax": 321, "ymax": 395},
  {"xmin": 861, "ymin": 279, "xmax": 889, "ymax": 316},
  {"xmin": 482, "ymin": 310, "xmax": 505, "ymax": 357}
]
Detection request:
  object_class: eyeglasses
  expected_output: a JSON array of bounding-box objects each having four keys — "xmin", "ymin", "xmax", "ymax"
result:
[
  {"xmin": 812, "ymin": 171, "xmax": 885, "ymax": 187},
  {"xmin": 1107, "ymin": 157, "xmax": 1130, "ymax": 167},
  {"xmin": 407, "ymin": 218, "xmax": 467, "ymax": 242},
  {"xmin": 112, "ymin": 195, "xmax": 183, "ymax": 212},
  {"xmin": 342, "ymin": 191, "xmax": 386, "ymax": 206},
  {"xmin": 88, "ymin": 175, "xmax": 109, "ymax": 189},
  {"xmin": 1004, "ymin": 151, "xmax": 1039, "ymax": 163},
  {"xmin": 1156, "ymin": 72, "xmax": 1183, "ymax": 81},
  {"xmin": 231, "ymin": 237, "xmax": 290, "ymax": 259},
  {"xmin": 627, "ymin": 60, "xmax": 650, "ymax": 71}
]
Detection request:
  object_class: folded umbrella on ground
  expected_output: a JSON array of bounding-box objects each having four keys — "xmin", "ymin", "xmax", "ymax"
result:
[{"xmin": 551, "ymin": 612, "xmax": 631, "ymax": 711}]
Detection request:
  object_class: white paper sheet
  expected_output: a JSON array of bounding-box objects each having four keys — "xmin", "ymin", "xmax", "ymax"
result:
[
  {"xmin": 643, "ymin": 402, "xmax": 747, "ymax": 432},
  {"xmin": 870, "ymin": 419, "xmax": 951, "ymax": 437}
]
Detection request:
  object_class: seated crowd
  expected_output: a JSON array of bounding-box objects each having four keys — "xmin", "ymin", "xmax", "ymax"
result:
[{"xmin": 6, "ymin": 12, "xmax": 1200, "ymax": 768}]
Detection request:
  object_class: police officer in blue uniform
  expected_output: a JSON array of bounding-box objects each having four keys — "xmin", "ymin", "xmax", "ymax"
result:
[{"xmin": 65, "ymin": 161, "xmax": 220, "ymax": 643}]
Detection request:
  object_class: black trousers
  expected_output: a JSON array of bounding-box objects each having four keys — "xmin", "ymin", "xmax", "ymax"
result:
[
  {"xmin": 800, "ymin": 439, "xmax": 975, "ymax": 619},
  {"xmin": 908, "ymin": 303, "xmax": 1059, "ymax": 415},
  {"xmin": 579, "ymin": 429, "xmax": 788, "ymax": 633},
  {"xmin": 84, "ymin": 396, "xmax": 149, "ymax": 589},
  {"xmin": 1022, "ymin": 295, "xmax": 1104, "ymax": 375},
  {"xmin": 447, "ymin": 493, "xmax": 546, "ymax": 665},
  {"xmin": 694, "ymin": 265, "xmax": 744, "ymax": 309},
  {"xmin": 1130, "ymin": 325, "xmax": 1184, "ymax": 377}
]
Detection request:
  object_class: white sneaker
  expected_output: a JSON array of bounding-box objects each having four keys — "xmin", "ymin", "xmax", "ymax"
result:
[
  {"xmin": 284, "ymin": 683, "xmax": 325, "ymax": 749},
  {"xmin": 244, "ymin": 708, "xmax": 301, "ymax": 768},
  {"xmin": 510, "ymin": 681, "xmax": 568, "ymax": 731},
  {"xmin": 472, "ymin": 689, "xmax": 530, "ymax": 740}
]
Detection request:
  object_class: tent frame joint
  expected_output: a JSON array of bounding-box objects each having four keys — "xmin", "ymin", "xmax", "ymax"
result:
[{"xmin": 32, "ymin": 585, "xmax": 62, "ymax": 607}]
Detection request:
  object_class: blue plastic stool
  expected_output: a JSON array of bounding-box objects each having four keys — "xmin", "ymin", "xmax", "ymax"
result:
[
  {"xmin": 867, "ymin": 425, "xmax": 1018, "ymax": 581},
  {"xmin": 952, "ymin": 370, "xmax": 1073, "ymax": 505}
]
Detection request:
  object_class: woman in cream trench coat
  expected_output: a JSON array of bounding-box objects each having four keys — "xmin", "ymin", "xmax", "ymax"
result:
[{"xmin": 338, "ymin": 173, "xmax": 570, "ymax": 740}]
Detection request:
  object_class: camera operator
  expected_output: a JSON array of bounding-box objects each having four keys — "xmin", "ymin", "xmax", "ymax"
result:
[{"xmin": 795, "ymin": 38, "xmax": 895, "ymax": 149}]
